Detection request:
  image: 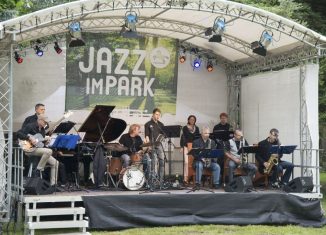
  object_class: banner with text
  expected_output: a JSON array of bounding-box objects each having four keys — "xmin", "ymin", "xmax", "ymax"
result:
[{"xmin": 66, "ymin": 33, "xmax": 178, "ymax": 114}]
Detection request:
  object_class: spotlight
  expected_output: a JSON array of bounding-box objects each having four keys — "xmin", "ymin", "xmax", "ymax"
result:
[
  {"xmin": 179, "ymin": 55, "xmax": 186, "ymax": 63},
  {"xmin": 34, "ymin": 45, "xmax": 43, "ymax": 57},
  {"xmin": 14, "ymin": 51, "xmax": 23, "ymax": 64},
  {"xmin": 54, "ymin": 42, "xmax": 62, "ymax": 54},
  {"xmin": 208, "ymin": 17, "xmax": 225, "ymax": 43},
  {"xmin": 193, "ymin": 57, "xmax": 201, "ymax": 69},
  {"xmin": 125, "ymin": 11, "xmax": 138, "ymax": 32},
  {"xmin": 207, "ymin": 61, "xmax": 213, "ymax": 72},
  {"xmin": 69, "ymin": 21, "xmax": 85, "ymax": 47},
  {"xmin": 213, "ymin": 17, "xmax": 225, "ymax": 35},
  {"xmin": 260, "ymin": 30, "xmax": 273, "ymax": 48},
  {"xmin": 251, "ymin": 30, "xmax": 273, "ymax": 56},
  {"xmin": 179, "ymin": 47, "xmax": 186, "ymax": 63}
]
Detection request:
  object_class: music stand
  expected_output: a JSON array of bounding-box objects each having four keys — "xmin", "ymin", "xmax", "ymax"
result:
[
  {"xmin": 186, "ymin": 148, "xmax": 224, "ymax": 193},
  {"xmin": 52, "ymin": 121, "xmax": 76, "ymax": 134},
  {"xmin": 237, "ymin": 146, "xmax": 258, "ymax": 166},
  {"xmin": 270, "ymin": 145, "xmax": 297, "ymax": 155},
  {"xmin": 162, "ymin": 125, "xmax": 182, "ymax": 177}
]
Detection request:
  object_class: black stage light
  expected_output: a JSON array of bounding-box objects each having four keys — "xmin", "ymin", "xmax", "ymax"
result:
[
  {"xmin": 209, "ymin": 35, "xmax": 222, "ymax": 43},
  {"xmin": 14, "ymin": 51, "xmax": 23, "ymax": 64},
  {"xmin": 69, "ymin": 22, "xmax": 85, "ymax": 47},
  {"xmin": 54, "ymin": 42, "xmax": 62, "ymax": 54}
]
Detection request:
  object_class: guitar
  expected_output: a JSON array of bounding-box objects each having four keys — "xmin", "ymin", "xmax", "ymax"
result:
[{"xmin": 19, "ymin": 111, "xmax": 73, "ymax": 152}]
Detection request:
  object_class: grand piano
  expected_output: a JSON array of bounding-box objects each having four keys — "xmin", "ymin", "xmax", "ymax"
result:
[{"xmin": 58, "ymin": 105, "xmax": 127, "ymax": 187}]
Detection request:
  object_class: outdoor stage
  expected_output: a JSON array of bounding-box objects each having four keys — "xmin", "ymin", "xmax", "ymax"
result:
[{"xmin": 23, "ymin": 188, "xmax": 326, "ymax": 231}]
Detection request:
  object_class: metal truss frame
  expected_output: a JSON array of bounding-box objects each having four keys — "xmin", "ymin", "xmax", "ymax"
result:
[
  {"xmin": 0, "ymin": 46, "xmax": 13, "ymax": 223},
  {"xmin": 1, "ymin": 0, "xmax": 325, "ymax": 53}
]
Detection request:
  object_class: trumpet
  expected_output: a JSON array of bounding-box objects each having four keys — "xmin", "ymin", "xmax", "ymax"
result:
[{"xmin": 264, "ymin": 154, "xmax": 279, "ymax": 174}]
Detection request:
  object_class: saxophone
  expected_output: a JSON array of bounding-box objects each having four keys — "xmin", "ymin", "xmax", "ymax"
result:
[{"xmin": 264, "ymin": 154, "xmax": 279, "ymax": 174}]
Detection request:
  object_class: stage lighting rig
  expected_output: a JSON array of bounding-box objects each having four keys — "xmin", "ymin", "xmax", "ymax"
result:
[
  {"xmin": 33, "ymin": 39, "xmax": 44, "ymax": 57},
  {"xmin": 179, "ymin": 47, "xmax": 186, "ymax": 63},
  {"xmin": 54, "ymin": 42, "xmax": 62, "ymax": 54},
  {"xmin": 125, "ymin": 11, "xmax": 138, "ymax": 32},
  {"xmin": 208, "ymin": 17, "xmax": 225, "ymax": 43},
  {"xmin": 251, "ymin": 30, "xmax": 273, "ymax": 56},
  {"xmin": 14, "ymin": 51, "xmax": 23, "ymax": 64},
  {"xmin": 206, "ymin": 61, "xmax": 213, "ymax": 72},
  {"xmin": 192, "ymin": 57, "xmax": 202, "ymax": 69},
  {"xmin": 68, "ymin": 21, "xmax": 85, "ymax": 47}
]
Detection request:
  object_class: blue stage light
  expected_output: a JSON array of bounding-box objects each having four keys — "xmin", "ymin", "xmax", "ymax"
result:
[
  {"xmin": 193, "ymin": 58, "xmax": 201, "ymax": 68},
  {"xmin": 34, "ymin": 45, "xmax": 43, "ymax": 57}
]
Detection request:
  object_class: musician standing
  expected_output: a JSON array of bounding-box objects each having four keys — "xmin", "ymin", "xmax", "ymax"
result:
[
  {"xmin": 225, "ymin": 129, "xmax": 257, "ymax": 183},
  {"xmin": 119, "ymin": 124, "xmax": 143, "ymax": 168},
  {"xmin": 180, "ymin": 115, "xmax": 200, "ymax": 184},
  {"xmin": 144, "ymin": 108, "xmax": 165, "ymax": 182},
  {"xmin": 193, "ymin": 126, "xmax": 220, "ymax": 189},
  {"xmin": 22, "ymin": 103, "xmax": 47, "ymax": 129},
  {"xmin": 17, "ymin": 114, "xmax": 59, "ymax": 186},
  {"xmin": 213, "ymin": 112, "xmax": 233, "ymax": 132},
  {"xmin": 255, "ymin": 128, "xmax": 294, "ymax": 188}
]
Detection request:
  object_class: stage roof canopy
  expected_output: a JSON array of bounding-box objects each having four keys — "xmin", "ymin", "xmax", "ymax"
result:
[{"xmin": 1, "ymin": 0, "xmax": 326, "ymax": 64}]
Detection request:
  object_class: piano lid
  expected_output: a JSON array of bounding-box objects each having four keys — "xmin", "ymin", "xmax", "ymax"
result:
[{"xmin": 78, "ymin": 105, "xmax": 127, "ymax": 143}]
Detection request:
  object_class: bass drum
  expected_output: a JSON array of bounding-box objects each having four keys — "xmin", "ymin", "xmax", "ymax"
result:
[{"xmin": 120, "ymin": 166, "xmax": 145, "ymax": 191}]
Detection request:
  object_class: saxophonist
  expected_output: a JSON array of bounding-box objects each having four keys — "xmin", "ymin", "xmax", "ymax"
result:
[
  {"xmin": 193, "ymin": 126, "xmax": 221, "ymax": 189},
  {"xmin": 255, "ymin": 128, "xmax": 294, "ymax": 188}
]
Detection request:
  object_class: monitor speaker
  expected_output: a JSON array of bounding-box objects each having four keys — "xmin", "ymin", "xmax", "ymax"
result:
[
  {"xmin": 24, "ymin": 177, "xmax": 54, "ymax": 195},
  {"xmin": 225, "ymin": 176, "xmax": 253, "ymax": 192},
  {"xmin": 283, "ymin": 177, "xmax": 313, "ymax": 193}
]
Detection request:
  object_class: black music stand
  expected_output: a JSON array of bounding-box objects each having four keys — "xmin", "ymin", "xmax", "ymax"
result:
[
  {"xmin": 237, "ymin": 145, "xmax": 259, "ymax": 166},
  {"xmin": 270, "ymin": 145, "xmax": 297, "ymax": 155},
  {"xmin": 52, "ymin": 121, "xmax": 75, "ymax": 134},
  {"xmin": 162, "ymin": 125, "xmax": 182, "ymax": 177},
  {"xmin": 186, "ymin": 148, "xmax": 224, "ymax": 193},
  {"xmin": 211, "ymin": 130, "xmax": 234, "ymax": 142}
]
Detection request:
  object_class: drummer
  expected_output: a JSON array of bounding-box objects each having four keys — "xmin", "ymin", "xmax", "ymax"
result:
[{"xmin": 118, "ymin": 124, "xmax": 144, "ymax": 168}]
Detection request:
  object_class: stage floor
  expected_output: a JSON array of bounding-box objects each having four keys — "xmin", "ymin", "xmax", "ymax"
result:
[{"xmin": 22, "ymin": 187, "xmax": 326, "ymax": 229}]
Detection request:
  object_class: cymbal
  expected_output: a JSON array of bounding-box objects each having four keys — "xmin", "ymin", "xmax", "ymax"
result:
[
  {"xmin": 140, "ymin": 142, "xmax": 152, "ymax": 148},
  {"xmin": 104, "ymin": 143, "xmax": 128, "ymax": 152}
]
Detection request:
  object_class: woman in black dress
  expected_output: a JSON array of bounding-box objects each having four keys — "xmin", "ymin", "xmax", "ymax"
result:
[{"xmin": 180, "ymin": 115, "xmax": 200, "ymax": 184}]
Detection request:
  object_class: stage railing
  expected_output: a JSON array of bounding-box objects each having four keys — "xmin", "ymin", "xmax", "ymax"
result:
[
  {"xmin": 11, "ymin": 147, "xmax": 24, "ymax": 202},
  {"xmin": 288, "ymin": 148, "xmax": 321, "ymax": 194}
]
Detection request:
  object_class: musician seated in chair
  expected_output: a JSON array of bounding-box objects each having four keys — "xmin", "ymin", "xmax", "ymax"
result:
[
  {"xmin": 119, "ymin": 124, "xmax": 143, "ymax": 168},
  {"xmin": 255, "ymin": 128, "xmax": 294, "ymax": 188},
  {"xmin": 17, "ymin": 114, "xmax": 59, "ymax": 186},
  {"xmin": 193, "ymin": 126, "xmax": 221, "ymax": 189},
  {"xmin": 225, "ymin": 129, "xmax": 257, "ymax": 183}
]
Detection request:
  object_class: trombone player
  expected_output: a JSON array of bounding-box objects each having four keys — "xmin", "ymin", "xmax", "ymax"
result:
[
  {"xmin": 255, "ymin": 128, "xmax": 294, "ymax": 188},
  {"xmin": 225, "ymin": 129, "xmax": 257, "ymax": 183}
]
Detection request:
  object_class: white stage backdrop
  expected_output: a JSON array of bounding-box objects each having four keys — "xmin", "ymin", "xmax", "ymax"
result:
[{"xmin": 241, "ymin": 64, "xmax": 319, "ymax": 180}]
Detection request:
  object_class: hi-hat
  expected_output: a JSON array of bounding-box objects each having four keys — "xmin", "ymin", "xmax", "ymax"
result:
[{"xmin": 104, "ymin": 143, "xmax": 128, "ymax": 152}]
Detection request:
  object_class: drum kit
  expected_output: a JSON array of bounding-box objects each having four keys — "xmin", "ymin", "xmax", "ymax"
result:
[{"xmin": 104, "ymin": 143, "xmax": 146, "ymax": 191}]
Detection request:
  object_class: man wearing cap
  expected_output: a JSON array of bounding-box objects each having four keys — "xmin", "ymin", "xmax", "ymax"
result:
[
  {"xmin": 255, "ymin": 128, "xmax": 294, "ymax": 188},
  {"xmin": 17, "ymin": 114, "xmax": 58, "ymax": 186}
]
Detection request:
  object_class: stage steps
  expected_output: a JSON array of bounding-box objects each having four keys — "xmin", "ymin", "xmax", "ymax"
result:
[{"xmin": 23, "ymin": 195, "xmax": 89, "ymax": 235}]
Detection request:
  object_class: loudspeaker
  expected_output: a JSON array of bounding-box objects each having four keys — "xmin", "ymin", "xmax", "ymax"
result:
[
  {"xmin": 24, "ymin": 177, "xmax": 54, "ymax": 195},
  {"xmin": 225, "ymin": 176, "xmax": 253, "ymax": 192},
  {"xmin": 283, "ymin": 177, "xmax": 313, "ymax": 193}
]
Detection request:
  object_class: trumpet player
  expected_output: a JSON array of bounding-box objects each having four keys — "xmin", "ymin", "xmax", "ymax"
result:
[
  {"xmin": 225, "ymin": 129, "xmax": 257, "ymax": 183},
  {"xmin": 255, "ymin": 128, "xmax": 294, "ymax": 188}
]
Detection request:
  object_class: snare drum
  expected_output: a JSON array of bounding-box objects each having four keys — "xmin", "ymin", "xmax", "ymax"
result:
[
  {"xmin": 131, "ymin": 153, "xmax": 143, "ymax": 164},
  {"xmin": 119, "ymin": 166, "xmax": 145, "ymax": 190},
  {"xmin": 108, "ymin": 157, "xmax": 122, "ymax": 176}
]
